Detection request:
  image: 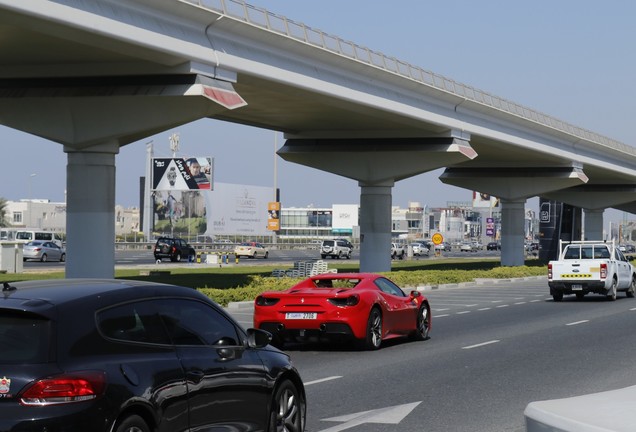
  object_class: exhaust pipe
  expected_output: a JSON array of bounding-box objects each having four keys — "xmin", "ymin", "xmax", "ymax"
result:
[{"xmin": 320, "ymin": 323, "xmax": 327, "ymax": 332}]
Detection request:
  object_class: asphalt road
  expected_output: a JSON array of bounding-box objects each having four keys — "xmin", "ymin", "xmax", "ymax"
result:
[{"xmin": 227, "ymin": 278, "xmax": 636, "ymax": 432}]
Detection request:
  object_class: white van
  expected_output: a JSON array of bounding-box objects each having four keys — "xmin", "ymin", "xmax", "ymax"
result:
[
  {"xmin": 14, "ymin": 230, "xmax": 64, "ymax": 248},
  {"xmin": 0, "ymin": 228, "xmax": 16, "ymax": 241}
]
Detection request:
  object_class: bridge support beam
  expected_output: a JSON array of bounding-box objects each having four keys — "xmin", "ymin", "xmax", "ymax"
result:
[
  {"xmin": 359, "ymin": 182, "xmax": 393, "ymax": 273},
  {"xmin": 501, "ymin": 199, "xmax": 526, "ymax": 266},
  {"xmin": 65, "ymin": 142, "xmax": 118, "ymax": 278},
  {"xmin": 278, "ymin": 136, "xmax": 476, "ymax": 272},
  {"xmin": 584, "ymin": 208, "xmax": 604, "ymax": 241}
]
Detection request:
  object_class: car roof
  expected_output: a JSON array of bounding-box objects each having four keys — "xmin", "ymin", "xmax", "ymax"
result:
[
  {"xmin": 0, "ymin": 279, "xmax": 207, "ymax": 317},
  {"xmin": 310, "ymin": 272, "xmax": 380, "ymax": 280}
]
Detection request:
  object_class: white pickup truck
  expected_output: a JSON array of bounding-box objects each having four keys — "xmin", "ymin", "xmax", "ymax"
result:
[{"xmin": 548, "ymin": 240, "xmax": 635, "ymax": 301}]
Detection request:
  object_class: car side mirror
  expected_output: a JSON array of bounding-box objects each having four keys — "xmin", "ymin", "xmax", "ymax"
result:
[
  {"xmin": 246, "ymin": 328, "xmax": 273, "ymax": 348},
  {"xmin": 410, "ymin": 290, "xmax": 421, "ymax": 298}
]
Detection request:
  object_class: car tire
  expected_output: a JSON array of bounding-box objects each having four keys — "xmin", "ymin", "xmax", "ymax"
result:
[
  {"xmin": 264, "ymin": 251, "xmax": 269, "ymax": 259},
  {"xmin": 607, "ymin": 278, "xmax": 617, "ymax": 301},
  {"xmin": 362, "ymin": 308, "xmax": 382, "ymax": 350},
  {"xmin": 575, "ymin": 292, "xmax": 585, "ymax": 300},
  {"xmin": 60, "ymin": 253, "xmax": 66, "ymax": 263},
  {"xmin": 40, "ymin": 253, "xmax": 48, "ymax": 262},
  {"xmin": 627, "ymin": 276, "xmax": 636, "ymax": 298},
  {"xmin": 114, "ymin": 414, "xmax": 150, "ymax": 432},
  {"xmin": 552, "ymin": 292, "xmax": 563, "ymax": 302},
  {"xmin": 321, "ymin": 254, "xmax": 327, "ymax": 259},
  {"xmin": 268, "ymin": 380, "xmax": 304, "ymax": 432},
  {"xmin": 412, "ymin": 305, "xmax": 431, "ymax": 341}
]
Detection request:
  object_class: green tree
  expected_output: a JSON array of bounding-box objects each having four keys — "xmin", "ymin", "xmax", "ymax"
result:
[{"xmin": 0, "ymin": 198, "xmax": 8, "ymax": 227}]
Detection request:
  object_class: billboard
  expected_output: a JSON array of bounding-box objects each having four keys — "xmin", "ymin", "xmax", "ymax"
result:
[
  {"xmin": 332, "ymin": 204, "xmax": 358, "ymax": 234},
  {"xmin": 267, "ymin": 201, "xmax": 280, "ymax": 231},
  {"xmin": 205, "ymin": 183, "xmax": 274, "ymax": 237},
  {"xmin": 472, "ymin": 191, "xmax": 500, "ymax": 208},
  {"xmin": 152, "ymin": 157, "xmax": 213, "ymax": 191}
]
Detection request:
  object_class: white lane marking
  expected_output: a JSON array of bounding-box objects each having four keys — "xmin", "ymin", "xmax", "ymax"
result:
[
  {"xmin": 496, "ymin": 304, "xmax": 509, "ymax": 308},
  {"xmin": 530, "ymin": 299, "xmax": 541, "ymax": 303},
  {"xmin": 462, "ymin": 340, "xmax": 500, "ymax": 350},
  {"xmin": 305, "ymin": 376, "xmax": 343, "ymax": 386},
  {"xmin": 478, "ymin": 307, "xmax": 491, "ymax": 311},
  {"xmin": 465, "ymin": 304, "xmax": 478, "ymax": 307},
  {"xmin": 491, "ymin": 300, "xmax": 503, "ymax": 303},
  {"xmin": 433, "ymin": 308, "xmax": 449, "ymax": 312},
  {"xmin": 457, "ymin": 311, "xmax": 471, "ymax": 315},
  {"xmin": 320, "ymin": 402, "xmax": 421, "ymax": 432},
  {"xmin": 435, "ymin": 314, "xmax": 450, "ymax": 318},
  {"xmin": 566, "ymin": 320, "xmax": 589, "ymax": 326},
  {"xmin": 630, "ymin": 308, "xmax": 636, "ymax": 311},
  {"xmin": 514, "ymin": 302, "xmax": 526, "ymax": 305}
]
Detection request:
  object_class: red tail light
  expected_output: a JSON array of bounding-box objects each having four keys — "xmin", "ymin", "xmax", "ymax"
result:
[
  {"xmin": 20, "ymin": 371, "xmax": 106, "ymax": 406},
  {"xmin": 255, "ymin": 296, "xmax": 280, "ymax": 306},
  {"xmin": 548, "ymin": 263, "xmax": 552, "ymax": 280},
  {"xmin": 600, "ymin": 263, "xmax": 607, "ymax": 279},
  {"xmin": 328, "ymin": 294, "xmax": 360, "ymax": 307}
]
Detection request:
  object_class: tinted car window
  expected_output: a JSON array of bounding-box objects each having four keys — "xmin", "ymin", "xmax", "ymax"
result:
[
  {"xmin": 375, "ymin": 277, "xmax": 406, "ymax": 297},
  {"xmin": 0, "ymin": 312, "xmax": 51, "ymax": 363},
  {"xmin": 98, "ymin": 301, "xmax": 171, "ymax": 345},
  {"xmin": 156, "ymin": 299, "xmax": 241, "ymax": 346}
]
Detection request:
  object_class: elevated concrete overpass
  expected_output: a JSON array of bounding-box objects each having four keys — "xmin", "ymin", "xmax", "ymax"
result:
[{"xmin": 1, "ymin": 0, "xmax": 635, "ymax": 277}]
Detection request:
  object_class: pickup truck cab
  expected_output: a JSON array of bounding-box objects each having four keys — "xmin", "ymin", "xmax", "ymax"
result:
[{"xmin": 548, "ymin": 240, "xmax": 636, "ymax": 301}]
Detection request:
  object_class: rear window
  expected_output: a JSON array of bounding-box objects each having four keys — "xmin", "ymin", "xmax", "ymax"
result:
[
  {"xmin": 322, "ymin": 241, "xmax": 334, "ymax": 247},
  {"xmin": 0, "ymin": 312, "xmax": 51, "ymax": 363},
  {"xmin": 563, "ymin": 245, "xmax": 610, "ymax": 260}
]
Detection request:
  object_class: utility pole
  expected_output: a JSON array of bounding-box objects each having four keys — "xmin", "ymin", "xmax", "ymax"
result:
[{"xmin": 143, "ymin": 141, "xmax": 153, "ymax": 242}]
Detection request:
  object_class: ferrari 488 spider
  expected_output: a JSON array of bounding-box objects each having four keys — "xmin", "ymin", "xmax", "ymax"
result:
[{"xmin": 254, "ymin": 273, "xmax": 431, "ymax": 350}]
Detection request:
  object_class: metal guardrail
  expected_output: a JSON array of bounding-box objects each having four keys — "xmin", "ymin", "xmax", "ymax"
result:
[{"xmin": 184, "ymin": 0, "xmax": 635, "ymax": 156}]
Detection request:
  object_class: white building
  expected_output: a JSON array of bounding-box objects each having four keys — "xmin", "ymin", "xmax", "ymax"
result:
[{"xmin": 4, "ymin": 200, "xmax": 140, "ymax": 237}]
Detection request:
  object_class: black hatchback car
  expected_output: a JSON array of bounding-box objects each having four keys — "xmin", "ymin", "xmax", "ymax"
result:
[
  {"xmin": 153, "ymin": 237, "xmax": 196, "ymax": 262},
  {"xmin": 0, "ymin": 279, "xmax": 306, "ymax": 432}
]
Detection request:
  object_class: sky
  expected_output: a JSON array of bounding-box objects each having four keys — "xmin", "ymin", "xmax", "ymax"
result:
[{"xmin": 1, "ymin": 0, "xmax": 635, "ymax": 224}]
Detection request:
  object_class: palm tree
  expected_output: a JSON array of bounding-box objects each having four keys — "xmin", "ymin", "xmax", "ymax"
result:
[{"xmin": 0, "ymin": 197, "xmax": 8, "ymax": 227}]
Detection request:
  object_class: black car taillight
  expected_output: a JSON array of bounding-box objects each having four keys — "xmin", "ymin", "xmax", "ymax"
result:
[
  {"xmin": 255, "ymin": 296, "xmax": 280, "ymax": 306},
  {"xmin": 328, "ymin": 294, "xmax": 360, "ymax": 307},
  {"xmin": 20, "ymin": 371, "xmax": 106, "ymax": 406}
]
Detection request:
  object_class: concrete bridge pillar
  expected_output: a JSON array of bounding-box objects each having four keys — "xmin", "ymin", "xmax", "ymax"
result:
[
  {"xmin": 584, "ymin": 208, "xmax": 604, "ymax": 241},
  {"xmin": 359, "ymin": 182, "xmax": 394, "ymax": 273},
  {"xmin": 65, "ymin": 142, "xmax": 118, "ymax": 278},
  {"xmin": 501, "ymin": 198, "xmax": 526, "ymax": 266}
]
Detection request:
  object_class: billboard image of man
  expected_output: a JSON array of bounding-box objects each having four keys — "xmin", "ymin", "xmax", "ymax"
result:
[{"xmin": 186, "ymin": 158, "xmax": 211, "ymax": 189}]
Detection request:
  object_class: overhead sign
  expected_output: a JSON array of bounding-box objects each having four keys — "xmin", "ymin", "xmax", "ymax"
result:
[{"xmin": 152, "ymin": 157, "xmax": 213, "ymax": 191}]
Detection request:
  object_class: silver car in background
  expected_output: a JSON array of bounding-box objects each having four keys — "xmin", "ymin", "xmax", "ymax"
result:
[{"xmin": 23, "ymin": 241, "xmax": 66, "ymax": 262}]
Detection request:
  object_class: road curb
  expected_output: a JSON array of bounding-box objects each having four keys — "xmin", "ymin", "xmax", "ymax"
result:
[{"xmin": 410, "ymin": 275, "xmax": 546, "ymax": 292}]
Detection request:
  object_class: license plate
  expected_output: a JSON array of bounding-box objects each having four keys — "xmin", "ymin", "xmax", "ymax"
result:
[
  {"xmin": 285, "ymin": 312, "xmax": 317, "ymax": 320},
  {"xmin": 572, "ymin": 284, "xmax": 583, "ymax": 290}
]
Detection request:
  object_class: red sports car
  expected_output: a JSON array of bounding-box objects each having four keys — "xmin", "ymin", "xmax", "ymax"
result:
[{"xmin": 254, "ymin": 272, "xmax": 431, "ymax": 350}]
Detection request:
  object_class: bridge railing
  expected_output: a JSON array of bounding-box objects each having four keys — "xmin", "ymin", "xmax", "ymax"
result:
[{"xmin": 184, "ymin": 0, "xmax": 634, "ymax": 156}]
